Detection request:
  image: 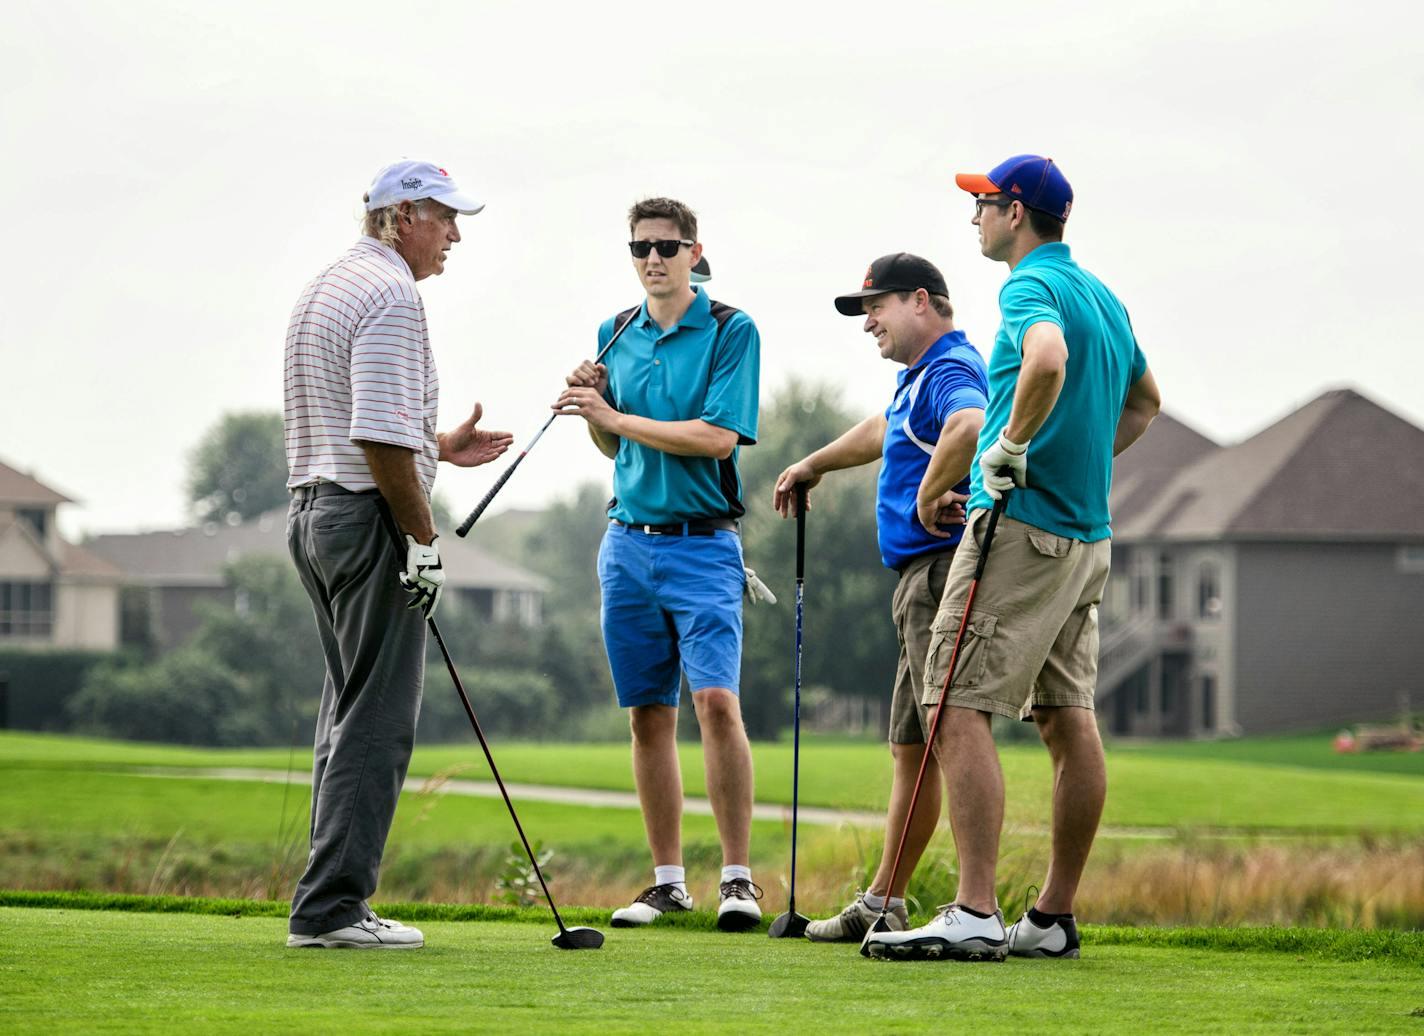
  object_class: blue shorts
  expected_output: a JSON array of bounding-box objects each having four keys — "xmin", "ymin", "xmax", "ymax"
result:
[{"xmin": 597, "ymin": 523, "xmax": 745, "ymax": 708}]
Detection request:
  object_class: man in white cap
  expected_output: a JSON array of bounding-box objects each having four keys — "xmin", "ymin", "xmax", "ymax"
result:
[{"xmin": 283, "ymin": 159, "xmax": 512, "ymax": 949}]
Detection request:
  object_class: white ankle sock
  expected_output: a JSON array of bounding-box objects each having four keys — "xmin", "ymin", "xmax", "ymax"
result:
[
  {"xmin": 721, "ymin": 864, "xmax": 751, "ymax": 884},
  {"xmin": 654, "ymin": 865, "xmax": 687, "ymax": 895},
  {"xmin": 863, "ymin": 892, "xmax": 904, "ymax": 911}
]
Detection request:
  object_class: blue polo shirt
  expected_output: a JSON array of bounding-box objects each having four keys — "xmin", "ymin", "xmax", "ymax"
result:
[
  {"xmin": 967, "ymin": 243, "xmax": 1148, "ymax": 542},
  {"xmin": 600, "ymin": 288, "xmax": 760, "ymax": 524},
  {"xmin": 878, "ymin": 331, "xmax": 989, "ymax": 570}
]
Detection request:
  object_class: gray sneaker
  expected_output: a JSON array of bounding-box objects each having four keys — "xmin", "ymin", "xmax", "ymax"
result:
[
  {"xmin": 286, "ymin": 912, "xmax": 424, "ymax": 949},
  {"xmin": 805, "ymin": 893, "xmax": 908, "ymax": 943}
]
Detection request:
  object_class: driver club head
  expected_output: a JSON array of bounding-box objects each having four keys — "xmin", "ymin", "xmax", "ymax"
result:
[
  {"xmin": 551, "ymin": 925, "xmax": 605, "ymax": 950},
  {"xmin": 859, "ymin": 914, "xmax": 893, "ymax": 958},
  {"xmin": 766, "ymin": 910, "xmax": 809, "ymax": 939}
]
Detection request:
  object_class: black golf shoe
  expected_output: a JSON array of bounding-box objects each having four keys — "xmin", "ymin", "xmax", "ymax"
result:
[
  {"xmin": 716, "ymin": 878, "xmax": 763, "ymax": 932},
  {"xmin": 1006, "ymin": 911, "xmax": 1081, "ymax": 958},
  {"xmin": 611, "ymin": 883, "xmax": 694, "ymax": 927}
]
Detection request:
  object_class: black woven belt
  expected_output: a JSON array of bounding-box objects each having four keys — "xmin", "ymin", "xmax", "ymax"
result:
[{"xmin": 614, "ymin": 517, "xmax": 738, "ymax": 537}]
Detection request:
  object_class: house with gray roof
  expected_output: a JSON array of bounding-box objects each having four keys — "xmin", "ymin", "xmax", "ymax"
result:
[
  {"xmin": 1098, "ymin": 388, "xmax": 1424, "ymax": 737},
  {"xmin": 88, "ymin": 510, "xmax": 550, "ymax": 652},
  {"xmin": 0, "ymin": 458, "xmax": 122, "ymax": 650}
]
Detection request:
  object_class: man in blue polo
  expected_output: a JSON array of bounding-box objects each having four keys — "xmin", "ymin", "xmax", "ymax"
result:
[
  {"xmin": 555, "ymin": 197, "xmax": 763, "ymax": 932},
  {"xmin": 865, "ymin": 156, "xmax": 1161, "ymax": 963},
  {"xmin": 773, "ymin": 253, "xmax": 986, "ymax": 942}
]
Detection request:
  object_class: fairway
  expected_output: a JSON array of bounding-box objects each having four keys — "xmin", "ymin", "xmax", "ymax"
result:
[{"xmin": 1, "ymin": 906, "xmax": 1421, "ymax": 1035}]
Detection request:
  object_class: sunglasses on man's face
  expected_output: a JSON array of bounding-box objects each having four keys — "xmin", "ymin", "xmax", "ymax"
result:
[{"xmin": 628, "ymin": 239, "xmax": 694, "ymax": 259}]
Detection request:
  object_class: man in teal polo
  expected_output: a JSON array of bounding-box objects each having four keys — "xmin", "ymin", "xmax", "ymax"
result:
[
  {"xmin": 865, "ymin": 156, "xmax": 1161, "ymax": 962},
  {"xmin": 555, "ymin": 197, "xmax": 763, "ymax": 932}
]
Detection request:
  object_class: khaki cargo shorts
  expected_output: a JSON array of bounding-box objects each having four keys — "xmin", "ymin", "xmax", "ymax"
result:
[
  {"xmin": 922, "ymin": 509, "xmax": 1110, "ymax": 721},
  {"xmin": 888, "ymin": 548, "xmax": 956, "ymax": 744}
]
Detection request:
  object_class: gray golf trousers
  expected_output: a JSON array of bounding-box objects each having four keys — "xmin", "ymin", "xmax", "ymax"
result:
[{"xmin": 286, "ymin": 485, "xmax": 426, "ymax": 935}]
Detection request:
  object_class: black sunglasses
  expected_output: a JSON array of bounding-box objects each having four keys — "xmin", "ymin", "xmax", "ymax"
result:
[{"xmin": 628, "ymin": 239, "xmax": 694, "ymax": 259}]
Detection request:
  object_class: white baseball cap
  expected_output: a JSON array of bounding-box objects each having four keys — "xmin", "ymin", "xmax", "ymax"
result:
[{"xmin": 365, "ymin": 159, "xmax": 484, "ymax": 215}]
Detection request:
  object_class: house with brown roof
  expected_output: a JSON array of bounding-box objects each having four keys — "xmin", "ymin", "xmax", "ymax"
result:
[
  {"xmin": 87, "ymin": 509, "xmax": 550, "ymax": 652},
  {"xmin": 1099, "ymin": 389, "xmax": 1424, "ymax": 737},
  {"xmin": 0, "ymin": 458, "xmax": 122, "ymax": 650}
]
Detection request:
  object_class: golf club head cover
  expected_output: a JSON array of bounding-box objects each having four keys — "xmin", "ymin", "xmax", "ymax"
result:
[
  {"xmin": 400, "ymin": 534, "xmax": 445, "ymax": 618},
  {"xmin": 743, "ymin": 566, "xmax": 778, "ymax": 605},
  {"xmin": 980, "ymin": 431, "xmax": 1029, "ymax": 499}
]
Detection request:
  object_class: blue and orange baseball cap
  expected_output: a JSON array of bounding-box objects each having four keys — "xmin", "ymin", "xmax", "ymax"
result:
[{"xmin": 955, "ymin": 155, "xmax": 1072, "ymax": 222}]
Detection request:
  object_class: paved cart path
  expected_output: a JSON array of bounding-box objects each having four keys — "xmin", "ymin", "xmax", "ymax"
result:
[{"xmin": 120, "ymin": 766, "xmax": 1252, "ymax": 840}]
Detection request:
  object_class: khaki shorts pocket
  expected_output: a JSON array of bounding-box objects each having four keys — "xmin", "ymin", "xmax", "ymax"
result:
[
  {"xmin": 1027, "ymin": 528, "xmax": 1073, "ymax": 559},
  {"xmin": 923, "ymin": 609, "xmax": 998, "ymax": 695}
]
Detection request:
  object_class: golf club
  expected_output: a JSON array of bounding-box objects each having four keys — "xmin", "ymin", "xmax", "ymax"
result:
[
  {"xmin": 860, "ymin": 489, "xmax": 1009, "ymax": 957},
  {"xmin": 768, "ymin": 482, "xmax": 810, "ymax": 939},
  {"xmin": 455, "ymin": 306, "xmax": 640, "ymax": 537},
  {"xmin": 380, "ymin": 506, "xmax": 604, "ymax": 950}
]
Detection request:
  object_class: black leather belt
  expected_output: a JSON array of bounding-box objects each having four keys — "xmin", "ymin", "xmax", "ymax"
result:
[
  {"xmin": 291, "ymin": 483, "xmax": 375, "ymax": 500},
  {"xmin": 614, "ymin": 517, "xmax": 739, "ymax": 537}
]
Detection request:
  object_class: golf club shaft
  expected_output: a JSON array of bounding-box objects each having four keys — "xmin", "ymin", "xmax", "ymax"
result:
[
  {"xmin": 455, "ymin": 306, "xmax": 641, "ymax": 537},
  {"xmin": 377, "ymin": 503, "xmax": 571, "ymax": 932},
  {"xmin": 876, "ymin": 493, "xmax": 1007, "ymax": 913},
  {"xmin": 789, "ymin": 483, "xmax": 807, "ymax": 908}
]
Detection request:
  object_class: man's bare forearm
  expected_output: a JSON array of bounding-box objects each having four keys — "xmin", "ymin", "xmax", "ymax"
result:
[
  {"xmin": 802, "ymin": 414, "xmax": 886, "ymax": 475},
  {"xmin": 918, "ymin": 407, "xmax": 984, "ymax": 502},
  {"xmin": 1005, "ymin": 322, "xmax": 1068, "ymax": 443},
  {"xmin": 608, "ymin": 414, "xmax": 739, "ymax": 459},
  {"xmin": 361, "ymin": 442, "xmax": 435, "ymax": 544},
  {"xmin": 1113, "ymin": 368, "xmax": 1161, "ymax": 456}
]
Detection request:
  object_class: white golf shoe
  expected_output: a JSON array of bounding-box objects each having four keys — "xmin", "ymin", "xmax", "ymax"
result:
[
  {"xmin": 716, "ymin": 878, "xmax": 763, "ymax": 932},
  {"xmin": 287, "ymin": 912, "xmax": 424, "ymax": 949},
  {"xmin": 805, "ymin": 893, "xmax": 908, "ymax": 943},
  {"xmin": 1007, "ymin": 911, "xmax": 1081, "ymax": 958},
  {"xmin": 611, "ymin": 883, "xmax": 694, "ymax": 927},
  {"xmin": 863, "ymin": 903, "xmax": 1007, "ymax": 962}
]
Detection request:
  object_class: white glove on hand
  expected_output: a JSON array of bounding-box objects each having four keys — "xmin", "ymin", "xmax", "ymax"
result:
[
  {"xmin": 980, "ymin": 430, "xmax": 1029, "ymax": 500},
  {"xmin": 400, "ymin": 535, "xmax": 445, "ymax": 618},
  {"xmin": 743, "ymin": 567, "xmax": 778, "ymax": 605}
]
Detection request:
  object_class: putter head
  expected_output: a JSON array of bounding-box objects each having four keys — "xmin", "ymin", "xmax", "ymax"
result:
[
  {"xmin": 858, "ymin": 913, "xmax": 893, "ymax": 958},
  {"xmin": 551, "ymin": 925, "xmax": 604, "ymax": 950},
  {"xmin": 766, "ymin": 910, "xmax": 809, "ymax": 939}
]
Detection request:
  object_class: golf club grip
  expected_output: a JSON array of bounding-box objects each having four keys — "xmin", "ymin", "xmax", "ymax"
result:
[
  {"xmin": 973, "ymin": 493, "xmax": 1009, "ymax": 580},
  {"xmin": 456, "ymin": 445, "xmax": 532, "ymax": 537},
  {"xmin": 794, "ymin": 483, "xmax": 807, "ymax": 579}
]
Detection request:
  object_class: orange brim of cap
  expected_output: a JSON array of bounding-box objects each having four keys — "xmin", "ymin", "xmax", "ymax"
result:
[{"xmin": 954, "ymin": 173, "xmax": 1000, "ymax": 194}]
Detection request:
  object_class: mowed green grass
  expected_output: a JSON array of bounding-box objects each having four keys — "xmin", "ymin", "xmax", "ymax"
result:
[
  {"xmin": 5, "ymin": 731, "xmax": 1424, "ymax": 833},
  {"xmin": 1, "ymin": 907, "xmax": 1421, "ymax": 1035}
]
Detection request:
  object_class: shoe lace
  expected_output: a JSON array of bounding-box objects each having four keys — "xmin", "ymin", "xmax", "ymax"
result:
[
  {"xmin": 1021, "ymin": 884, "xmax": 1040, "ymax": 921},
  {"xmin": 633, "ymin": 883, "xmax": 688, "ymax": 906},
  {"xmin": 719, "ymin": 879, "xmax": 763, "ymax": 901}
]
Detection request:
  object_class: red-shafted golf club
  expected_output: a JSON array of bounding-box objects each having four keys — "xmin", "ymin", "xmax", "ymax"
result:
[{"xmin": 860, "ymin": 489, "xmax": 1009, "ymax": 957}]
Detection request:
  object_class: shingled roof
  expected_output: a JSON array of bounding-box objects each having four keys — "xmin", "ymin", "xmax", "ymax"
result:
[
  {"xmin": 87, "ymin": 509, "xmax": 550, "ymax": 592},
  {"xmin": 0, "ymin": 457, "xmax": 73, "ymax": 506},
  {"xmin": 1112, "ymin": 388, "xmax": 1424, "ymax": 542}
]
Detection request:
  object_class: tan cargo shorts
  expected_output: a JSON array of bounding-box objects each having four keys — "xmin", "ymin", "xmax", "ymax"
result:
[
  {"xmin": 888, "ymin": 548, "xmax": 955, "ymax": 744},
  {"xmin": 922, "ymin": 509, "xmax": 1111, "ymax": 721}
]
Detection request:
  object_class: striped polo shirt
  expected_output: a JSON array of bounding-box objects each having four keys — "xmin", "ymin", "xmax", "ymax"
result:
[{"xmin": 284, "ymin": 237, "xmax": 439, "ymax": 494}]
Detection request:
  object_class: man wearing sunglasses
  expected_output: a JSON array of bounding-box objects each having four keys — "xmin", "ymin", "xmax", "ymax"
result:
[
  {"xmin": 864, "ymin": 156, "xmax": 1160, "ymax": 963},
  {"xmin": 554, "ymin": 197, "xmax": 763, "ymax": 932}
]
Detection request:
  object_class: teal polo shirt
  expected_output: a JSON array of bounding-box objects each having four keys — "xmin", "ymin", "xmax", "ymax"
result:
[
  {"xmin": 967, "ymin": 243, "xmax": 1147, "ymax": 542},
  {"xmin": 599, "ymin": 288, "xmax": 760, "ymax": 524}
]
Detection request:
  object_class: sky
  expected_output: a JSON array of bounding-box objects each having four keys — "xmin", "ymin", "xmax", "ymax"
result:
[{"xmin": 3, "ymin": 0, "xmax": 1421, "ymax": 539}]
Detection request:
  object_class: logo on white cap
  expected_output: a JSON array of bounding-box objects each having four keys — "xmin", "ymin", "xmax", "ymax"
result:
[{"xmin": 366, "ymin": 160, "xmax": 484, "ymax": 215}]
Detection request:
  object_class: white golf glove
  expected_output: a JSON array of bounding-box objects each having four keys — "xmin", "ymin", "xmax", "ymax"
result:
[
  {"xmin": 399, "ymin": 534, "xmax": 445, "ymax": 618},
  {"xmin": 743, "ymin": 567, "xmax": 778, "ymax": 605},
  {"xmin": 980, "ymin": 430, "xmax": 1029, "ymax": 500}
]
